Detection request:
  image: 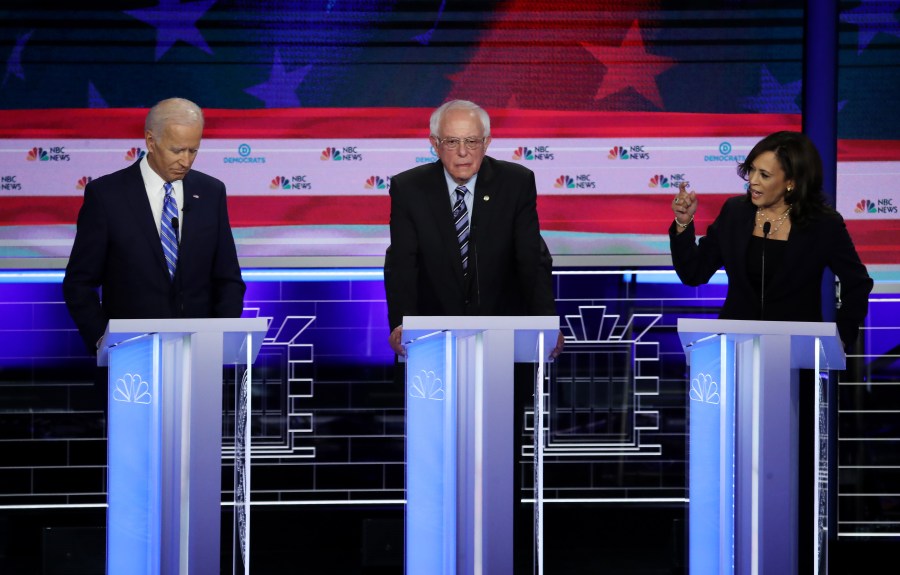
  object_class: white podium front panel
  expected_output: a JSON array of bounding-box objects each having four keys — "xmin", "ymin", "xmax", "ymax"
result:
[
  {"xmin": 406, "ymin": 331, "xmax": 457, "ymax": 574},
  {"xmin": 101, "ymin": 318, "xmax": 267, "ymax": 575},
  {"xmin": 688, "ymin": 335, "xmax": 736, "ymax": 575},
  {"xmin": 403, "ymin": 316, "xmax": 557, "ymax": 575},
  {"xmin": 678, "ymin": 318, "xmax": 844, "ymax": 575},
  {"xmin": 107, "ymin": 334, "xmax": 163, "ymax": 575}
]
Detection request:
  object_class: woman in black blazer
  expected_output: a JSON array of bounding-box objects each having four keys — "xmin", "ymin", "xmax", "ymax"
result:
[
  {"xmin": 669, "ymin": 131, "xmax": 873, "ymax": 348},
  {"xmin": 670, "ymin": 130, "xmax": 874, "ymax": 574}
]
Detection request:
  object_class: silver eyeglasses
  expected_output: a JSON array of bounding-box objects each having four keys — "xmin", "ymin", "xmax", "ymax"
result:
[{"xmin": 435, "ymin": 137, "xmax": 486, "ymax": 150}]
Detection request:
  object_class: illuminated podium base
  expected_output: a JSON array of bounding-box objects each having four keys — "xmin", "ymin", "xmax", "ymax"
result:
[
  {"xmin": 402, "ymin": 316, "xmax": 559, "ymax": 575},
  {"xmin": 99, "ymin": 318, "xmax": 267, "ymax": 575},
  {"xmin": 678, "ymin": 319, "xmax": 844, "ymax": 575}
]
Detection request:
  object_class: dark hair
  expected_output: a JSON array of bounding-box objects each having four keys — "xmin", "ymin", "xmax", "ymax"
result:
[{"xmin": 737, "ymin": 131, "xmax": 835, "ymax": 225}]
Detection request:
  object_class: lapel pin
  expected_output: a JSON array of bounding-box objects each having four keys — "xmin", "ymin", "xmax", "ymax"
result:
[
  {"xmin": 193, "ymin": 194, "xmax": 200, "ymax": 199},
  {"xmin": 483, "ymin": 195, "xmax": 490, "ymax": 201}
]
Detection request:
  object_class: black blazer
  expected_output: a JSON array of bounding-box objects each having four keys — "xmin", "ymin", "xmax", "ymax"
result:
[
  {"xmin": 384, "ymin": 155, "xmax": 557, "ymax": 330},
  {"xmin": 670, "ymin": 195, "xmax": 873, "ymax": 346},
  {"xmin": 63, "ymin": 160, "xmax": 246, "ymax": 352}
]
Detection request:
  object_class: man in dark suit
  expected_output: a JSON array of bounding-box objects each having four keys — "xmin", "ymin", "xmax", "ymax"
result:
[
  {"xmin": 385, "ymin": 99, "xmax": 561, "ymax": 574},
  {"xmin": 63, "ymin": 97, "xmax": 246, "ymax": 353},
  {"xmin": 384, "ymin": 99, "xmax": 562, "ymax": 357}
]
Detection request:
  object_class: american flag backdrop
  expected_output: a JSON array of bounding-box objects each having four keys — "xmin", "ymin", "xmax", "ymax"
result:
[{"xmin": 1, "ymin": 1, "xmax": 898, "ymax": 263}]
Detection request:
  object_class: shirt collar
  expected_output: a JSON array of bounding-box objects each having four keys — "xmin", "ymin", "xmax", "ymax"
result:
[
  {"xmin": 139, "ymin": 155, "xmax": 185, "ymax": 197},
  {"xmin": 443, "ymin": 169, "xmax": 477, "ymax": 197}
]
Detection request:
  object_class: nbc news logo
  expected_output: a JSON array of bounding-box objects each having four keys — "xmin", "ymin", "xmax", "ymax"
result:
[
  {"xmin": 855, "ymin": 199, "xmax": 897, "ymax": 214},
  {"xmin": 26, "ymin": 146, "xmax": 70, "ymax": 162},
  {"xmin": 608, "ymin": 145, "xmax": 650, "ymax": 160},
  {"xmin": 554, "ymin": 174, "xmax": 595, "ymax": 189},
  {"xmin": 270, "ymin": 175, "xmax": 312, "ymax": 190},
  {"xmin": 649, "ymin": 173, "xmax": 688, "ymax": 188},
  {"xmin": 513, "ymin": 146, "xmax": 554, "ymax": 161},
  {"xmin": 1, "ymin": 176, "xmax": 21, "ymax": 191},
  {"xmin": 321, "ymin": 146, "xmax": 363, "ymax": 161},
  {"xmin": 364, "ymin": 176, "xmax": 389, "ymax": 190},
  {"xmin": 125, "ymin": 147, "xmax": 146, "ymax": 162}
]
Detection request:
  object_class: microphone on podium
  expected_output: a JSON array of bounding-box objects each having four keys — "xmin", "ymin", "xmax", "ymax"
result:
[
  {"xmin": 761, "ymin": 221, "xmax": 771, "ymax": 319},
  {"xmin": 171, "ymin": 216, "xmax": 180, "ymax": 244}
]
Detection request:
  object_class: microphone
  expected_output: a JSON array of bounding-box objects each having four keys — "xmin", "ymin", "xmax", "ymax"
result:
[
  {"xmin": 761, "ymin": 221, "xmax": 771, "ymax": 320},
  {"xmin": 171, "ymin": 216, "xmax": 180, "ymax": 244}
]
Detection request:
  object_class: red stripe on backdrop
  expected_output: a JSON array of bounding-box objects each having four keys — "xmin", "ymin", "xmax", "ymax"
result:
[
  {"xmin": 5, "ymin": 194, "xmax": 897, "ymax": 264},
  {"xmin": 3, "ymin": 109, "xmax": 897, "ymax": 159},
  {"xmin": 838, "ymin": 140, "xmax": 900, "ymax": 162},
  {"xmin": 227, "ymin": 196, "xmax": 390, "ymax": 227},
  {"xmin": 537, "ymin": 194, "xmax": 731, "ymax": 233},
  {"xmin": 1, "ymin": 193, "xmax": 719, "ymax": 230},
  {"xmin": 845, "ymin": 221, "xmax": 900, "ymax": 265},
  {"xmin": 0, "ymin": 196, "xmax": 393, "ymax": 227},
  {"xmin": 0, "ymin": 108, "xmax": 801, "ymax": 139}
]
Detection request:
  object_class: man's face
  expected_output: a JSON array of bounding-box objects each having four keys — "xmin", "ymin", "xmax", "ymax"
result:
[
  {"xmin": 145, "ymin": 122, "xmax": 203, "ymax": 183},
  {"xmin": 432, "ymin": 108, "xmax": 491, "ymax": 185}
]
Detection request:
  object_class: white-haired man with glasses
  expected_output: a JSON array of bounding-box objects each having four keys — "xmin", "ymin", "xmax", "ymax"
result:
[{"xmin": 385, "ymin": 99, "xmax": 562, "ymax": 358}]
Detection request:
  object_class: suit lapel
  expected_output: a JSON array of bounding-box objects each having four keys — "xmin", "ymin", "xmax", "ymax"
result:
[
  {"xmin": 179, "ymin": 173, "xmax": 199, "ymax": 269},
  {"xmin": 125, "ymin": 161, "xmax": 169, "ymax": 277},
  {"xmin": 424, "ymin": 164, "xmax": 468, "ymax": 286},
  {"xmin": 470, "ymin": 157, "xmax": 497, "ymax": 255}
]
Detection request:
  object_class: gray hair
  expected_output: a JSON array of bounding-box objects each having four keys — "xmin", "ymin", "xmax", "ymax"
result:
[
  {"xmin": 429, "ymin": 100, "xmax": 491, "ymax": 138},
  {"xmin": 145, "ymin": 98, "xmax": 204, "ymax": 135}
]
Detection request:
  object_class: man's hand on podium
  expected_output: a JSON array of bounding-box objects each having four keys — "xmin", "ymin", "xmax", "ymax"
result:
[
  {"xmin": 389, "ymin": 325, "xmax": 406, "ymax": 357},
  {"xmin": 549, "ymin": 330, "xmax": 565, "ymax": 360}
]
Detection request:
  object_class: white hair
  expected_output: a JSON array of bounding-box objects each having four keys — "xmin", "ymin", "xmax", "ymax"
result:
[
  {"xmin": 145, "ymin": 97, "xmax": 204, "ymax": 135},
  {"xmin": 429, "ymin": 100, "xmax": 491, "ymax": 138}
]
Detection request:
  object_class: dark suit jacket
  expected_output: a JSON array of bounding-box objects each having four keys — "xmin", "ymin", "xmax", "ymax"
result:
[
  {"xmin": 63, "ymin": 160, "xmax": 246, "ymax": 352},
  {"xmin": 670, "ymin": 195, "xmax": 873, "ymax": 346},
  {"xmin": 384, "ymin": 155, "xmax": 557, "ymax": 330}
]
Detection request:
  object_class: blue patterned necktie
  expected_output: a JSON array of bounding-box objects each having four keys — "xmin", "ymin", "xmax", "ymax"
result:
[
  {"xmin": 453, "ymin": 185, "xmax": 470, "ymax": 275},
  {"xmin": 160, "ymin": 182, "xmax": 179, "ymax": 280}
]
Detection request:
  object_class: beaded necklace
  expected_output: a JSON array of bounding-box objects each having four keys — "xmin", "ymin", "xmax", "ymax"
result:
[{"xmin": 756, "ymin": 206, "xmax": 792, "ymax": 235}]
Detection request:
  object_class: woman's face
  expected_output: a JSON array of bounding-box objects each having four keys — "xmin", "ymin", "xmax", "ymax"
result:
[{"xmin": 746, "ymin": 150, "xmax": 794, "ymax": 210}]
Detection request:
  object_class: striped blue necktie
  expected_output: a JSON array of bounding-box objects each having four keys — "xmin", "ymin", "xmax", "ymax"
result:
[
  {"xmin": 453, "ymin": 185, "xmax": 470, "ymax": 275},
  {"xmin": 160, "ymin": 182, "xmax": 179, "ymax": 280}
]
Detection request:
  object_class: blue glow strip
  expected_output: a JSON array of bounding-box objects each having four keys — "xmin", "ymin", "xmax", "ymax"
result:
[
  {"xmin": 625, "ymin": 270, "xmax": 729, "ymax": 285},
  {"xmin": 1, "ymin": 268, "xmax": 898, "ymax": 285},
  {"xmin": 240, "ymin": 268, "xmax": 384, "ymax": 282},
  {"xmin": 0, "ymin": 271, "xmax": 65, "ymax": 282},
  {"xmin": 0, "ymin": 269, "xmax": 385, "ymax": 283}
]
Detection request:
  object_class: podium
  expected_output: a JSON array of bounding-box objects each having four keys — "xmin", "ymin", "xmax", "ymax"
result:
[
  {"xmin": 677, "ymin": 319, "xmax": 845, "ymax": 575},
  {"xmin": 402, "ymin": 316, "xmax": 559, "ymax": 575},
  {"xmin": 98, "ymin": 317, "xmax": 268, "ymax": 575}
]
